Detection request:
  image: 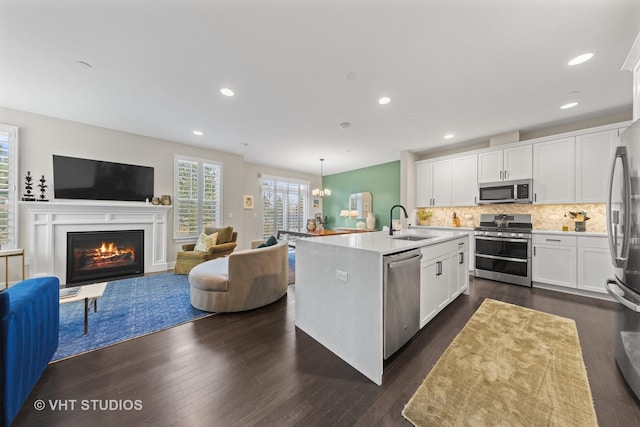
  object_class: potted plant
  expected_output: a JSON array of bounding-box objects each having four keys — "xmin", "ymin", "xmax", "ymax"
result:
[{"xmin": 416, "ymin": 209, "xmax": 433, "ymax": 226}]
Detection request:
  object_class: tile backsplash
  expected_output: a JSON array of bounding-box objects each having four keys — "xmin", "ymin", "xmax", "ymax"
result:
[{"xmin": 416, "ymin": 203, "xmax": 606, "ymax": 232}]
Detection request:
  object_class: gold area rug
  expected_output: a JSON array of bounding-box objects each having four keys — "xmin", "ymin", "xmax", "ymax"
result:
[{"xmin": 402, "ymin": 298, "xmax": 598, "ymax": 427}]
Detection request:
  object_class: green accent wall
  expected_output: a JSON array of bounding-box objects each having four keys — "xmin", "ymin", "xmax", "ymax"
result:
[{"xmin": 322, "ymin": 161, "xmax": 401, "ymax": 230}]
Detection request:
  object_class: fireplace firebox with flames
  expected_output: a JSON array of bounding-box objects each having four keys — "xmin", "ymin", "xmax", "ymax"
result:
[{"xmin": 66, "ymin": 230, "xmax": 144, "ymax": 285}]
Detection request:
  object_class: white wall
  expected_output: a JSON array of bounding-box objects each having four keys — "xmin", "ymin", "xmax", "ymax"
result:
[{"xmin": 0, "ymin": 107, "xmax": 320, "ymax": 277}]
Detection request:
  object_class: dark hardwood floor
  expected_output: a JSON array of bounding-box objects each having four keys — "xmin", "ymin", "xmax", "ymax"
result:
[{"xmin": 14, "ymin": 277, "xmax": 640, "ymax": 426}]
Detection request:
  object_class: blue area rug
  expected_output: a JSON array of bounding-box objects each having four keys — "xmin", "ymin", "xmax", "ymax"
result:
[
  {"xmin": 288, "ymin": 249, "xmax": 295, "ymax": 284},
  {"xmin": 53, "ymin": 273, "xmax": 213, "ymax": 362}
]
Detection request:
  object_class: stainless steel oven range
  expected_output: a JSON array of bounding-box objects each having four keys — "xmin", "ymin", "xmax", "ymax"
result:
[{"xmin": 474, "ymin": 214, "xmax": 532, "ymax": 287}]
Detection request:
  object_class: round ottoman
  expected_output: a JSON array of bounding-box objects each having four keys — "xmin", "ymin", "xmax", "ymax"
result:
[{"xmin": 188, "ymin": 257, "xmax": 230, "ymax": 312}]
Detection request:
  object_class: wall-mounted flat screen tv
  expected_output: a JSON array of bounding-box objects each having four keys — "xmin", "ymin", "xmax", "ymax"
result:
[{"xmin": 53, "ymin": 155, "xmax": 154, "ymax": 202}]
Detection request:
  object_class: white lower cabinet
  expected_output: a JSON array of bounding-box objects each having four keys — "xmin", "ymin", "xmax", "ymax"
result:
[
  {"xmin": 456, "ymin": 246, "xmax": 469, "ymax": 294},
  {"xmin": 532, "ymin": 233, "xmax": 612, "ymax": 294},
  {"xmin": 532, "ymin": 235, "xmax": 577, "ymax": 288},
  {"xmin": 577, "ymin": 237, "xmax": 615, "ymax": 294},
  {"xmin": 420, "ymin": 256, "xmax": 442, "ymax": 327},
  {"xmin": 420, "ymin": 237, "xmax": 468, "ymax": 328}
]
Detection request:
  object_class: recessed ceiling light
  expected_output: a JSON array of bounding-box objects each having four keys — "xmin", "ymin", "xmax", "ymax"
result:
[
  {"xmin": 568, "ymin": 53, "xmax": 594, "ymax": 66},
  {"xmin": 220, "ymin": 88, "xmax": 234, "ymax": 97},
  {"xmin": 444, "ymin": 134, "xmax": 455, "ymax": 139},
  {"xmin": 560, "ymin": 102, "xmax": 579, "ymax": 110},
  {"xmin": 339, "ymin": 122, "xmax": 351, "ymax": 129},
  {"xmin": 193, "ymin": 130, "xmax": 204, "ymax": 136},
  {"xmin": 378, "ymin": 97, "xmax": 391, "ymax": 105}
]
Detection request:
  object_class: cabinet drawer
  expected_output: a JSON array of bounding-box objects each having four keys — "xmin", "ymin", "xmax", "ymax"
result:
[
  {"xmin": 533, "ymin": 234, "xmax": 576, "ymax": 246},
  {"xmin": 420, "ymin": 237, "xmax": 465, "ymax": 261},
  {"xmin": 577, "ymin": 236, "xmax": 609, "ymax": 249}
]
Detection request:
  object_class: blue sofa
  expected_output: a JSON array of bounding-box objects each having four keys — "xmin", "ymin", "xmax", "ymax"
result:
[{"xmin": 1, "ymin": 277, "xmax": 59, "ymax": 427}]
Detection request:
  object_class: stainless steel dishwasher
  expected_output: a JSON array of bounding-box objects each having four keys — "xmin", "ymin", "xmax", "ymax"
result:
[{"xmin": 383, "ymin": 249, "xmax": 422, "ymax": 359}]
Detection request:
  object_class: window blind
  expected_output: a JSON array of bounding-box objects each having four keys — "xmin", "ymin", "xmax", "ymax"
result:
[
  {"xmin": 0, "ymin": 126, "xmax": 17, "ymax": 249},
  {"xmin": 174, "ymin": 156, "xmax": 221, "ymax": 240},
  {"xmin": 261, "ymin": 174, "xmax": 309, "ymax": 239}
]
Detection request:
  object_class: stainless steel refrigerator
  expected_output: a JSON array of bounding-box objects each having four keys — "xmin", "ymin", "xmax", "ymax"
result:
[{"xmin": 606, "ymin": 118, "xmax": 640, "ymax": 398}]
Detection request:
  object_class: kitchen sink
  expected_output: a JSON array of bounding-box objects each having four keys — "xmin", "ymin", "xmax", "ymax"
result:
[{"xmin": 392, "ymin": 235, "xmax": 434, "ymax": 241}]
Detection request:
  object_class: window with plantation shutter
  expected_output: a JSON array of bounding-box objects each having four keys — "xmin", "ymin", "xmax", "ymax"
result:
[
  {"xmin": 174, "ymin": 155, "xmax": 222, "ymax": 240},
  {"xmin": 0, "ymin": 125, "xmax": 18, "ymax": 249},
  {"xmin": 260, "ymin": 174, "xmax": 309, "ymax": 239}
]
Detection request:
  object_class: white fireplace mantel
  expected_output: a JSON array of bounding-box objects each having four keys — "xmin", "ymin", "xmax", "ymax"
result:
[{"xmin": 20, "ymin": 201, "xmax": 171, "ymax": 284}]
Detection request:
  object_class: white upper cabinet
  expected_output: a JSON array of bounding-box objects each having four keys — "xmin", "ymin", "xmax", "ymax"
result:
[
  {"xmin": 477, "ymin": 150, "xmax": 502, "ymax": 183},
  {"xmin": 533, "ymin": 137, "xmax": 575, "ymax": 204},
  {"xmin": 477, "ymin": 145, "xmax": 532, "ymax": 183},
  {"xmin": 415, "ymin": 121, "xmax": 628, "ymax": 208},
  {"xmin": 503, "ymin": 145, "xmax": 533, "ymax": 181},
  {"xmin": 432, "ymin": 159, "xmax": 452, "ymax": 207},
  {"xmin": 451, "ymin": 154, "xmax": 478, "ymax": 206},
  {"xmin": 416, "ymin": 159, "xmax": 451, "ymax": 207},
  {"xmin": 415, "ymin": 162, "xmax": 433, "ymax": 207},
  {"xmin": 575, "ymin": 129, "xmax": 619, "ymax": 203}
]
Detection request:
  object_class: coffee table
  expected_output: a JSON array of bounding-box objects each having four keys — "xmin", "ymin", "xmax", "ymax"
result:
[{"xmin": 59, "ymin": 282, "xmax": 108, "ymax": 335}]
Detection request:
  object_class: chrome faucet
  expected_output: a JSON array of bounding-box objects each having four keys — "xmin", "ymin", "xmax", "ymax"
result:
[{"xmin": 389, "ymin": 204, "xmax": 408, "ymax": 235}]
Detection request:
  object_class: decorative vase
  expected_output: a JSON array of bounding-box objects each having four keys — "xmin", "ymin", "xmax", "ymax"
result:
[
  {"xmin": 357, "ymin": 221, "xmax": 366, "ymax": 230},
  {"xmin": 160, "ymin": 195, "xmax": 172, "ymax": 205},
  {"xmin": 306, "ymin": 219, "xmax": 316, "ymax": 231},
  {"xmin": 366, "ymin": 213, "xmax": 376, "ymax": 230}
]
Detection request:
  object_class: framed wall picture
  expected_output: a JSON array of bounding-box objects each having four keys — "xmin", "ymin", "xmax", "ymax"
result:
[
  {"xmin": 313, "ymin": 199, "xmax": 320, "ymax": 208},
  {"xmin": 243, "ymin": 195, "xmax": 254, "ymax": 209}
]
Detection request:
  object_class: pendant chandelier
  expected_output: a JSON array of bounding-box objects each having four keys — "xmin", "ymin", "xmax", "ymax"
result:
[{"xmin": 312, "ymin": 158, "xmax": 331, "ymax": 198}]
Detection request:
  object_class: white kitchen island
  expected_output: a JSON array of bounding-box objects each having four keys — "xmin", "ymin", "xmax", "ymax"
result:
[{"xmin": 295, "ymin": 229, "xmax": 469, "ymax": 385}]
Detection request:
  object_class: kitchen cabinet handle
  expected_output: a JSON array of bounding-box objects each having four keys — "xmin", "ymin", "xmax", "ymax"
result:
[
  {"xmin": 533, "ymin": 247, "xmax": 536, "ymax": 256},
  {"xmin": 503, "ymin": 170, "xmax": 508, "ymax": 179},
  {"xmin": 474, "ymin": 196, "xmax": 477, "ymax": 204},
  {"xmin": 606, "ymin": 280, "xmax": 640, "ymax": 312},
  {"xmin": 500, "ymin": 171, "xmax": 503, "ymax": 180},
  {"xmin": 436, "ymin": 261, "xmax": 442, "ymax": 276},
  {"xmin": 388, "ymin": 254, "xmax": 423, "ymax": 269},
  {"xmin": 475, "ymin": 236, "xmax": 529, "ymax": 243},
  {"xmin": 534, "ymin": 193, "xmax": 537, "ymax": 202},
  {"xmin": 459, "ymin": 252, "xmax": 464, "ymax": 264},
  {"xmin": 476, "ymin": 253, "xmax": 527, "ymax": 263},
  {"xmin": 545, "ymin": 238, "xmax": 561, "ymax": 242},
  {"xmin": 607, "ymin": 145, "xmax": 632, "ymax": 268}
]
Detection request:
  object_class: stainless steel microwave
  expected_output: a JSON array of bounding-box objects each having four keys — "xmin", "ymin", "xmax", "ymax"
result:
[{"xmin": 478, "ymin": 179, "xmax": 533, "ymax": 204}]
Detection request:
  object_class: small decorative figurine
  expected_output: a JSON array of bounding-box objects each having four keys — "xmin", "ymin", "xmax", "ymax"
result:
[
  {"xmin": 37, "ymin": 175, "xmax": 49, "ymax": 202},
  {"xmin": 21, "ymin": 171, "xmax": 36, "ymax": 201}
]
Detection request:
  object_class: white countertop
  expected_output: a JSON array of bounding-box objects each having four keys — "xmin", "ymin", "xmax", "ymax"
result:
[
  {"xmin": 410, "ymin": 225, "xmax": 475, "ymax": 231},
  {"xmin": 298, "ymin": 229, "xmax": 468, "ymax": 255},
  {"xmin": 531, "ymin": 230, "xmax": 607, "ymax": 237},
  {"xmin": 412, "ymin": 225, "xmax": 607, "ymax": 237}
]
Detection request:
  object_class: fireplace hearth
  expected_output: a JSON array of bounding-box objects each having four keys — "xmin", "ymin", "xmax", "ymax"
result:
[{"xmin": 67, "ymin": 230, "xmax": 144, "ymax": 285}]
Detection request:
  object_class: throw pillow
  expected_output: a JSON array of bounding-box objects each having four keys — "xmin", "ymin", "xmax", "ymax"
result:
[
  {"xmin": 194, "ymin": 232, "xmax": 218, "ymax": 252},
  {"xmin": 255, "ymin": 243, "xmax": 267, "ymax": 249},
  {"xmin": 205, "ymin": 226, "xmax": 233, "ymax": 244},
  {"xmin": 265, "ymin": 235, "xmax": 278, "ymax": 246}
]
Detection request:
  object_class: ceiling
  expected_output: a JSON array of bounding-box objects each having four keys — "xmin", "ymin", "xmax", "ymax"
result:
[{"xmin": 1, "ymin": 0, "xmax": 639, "ymax": 175}]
